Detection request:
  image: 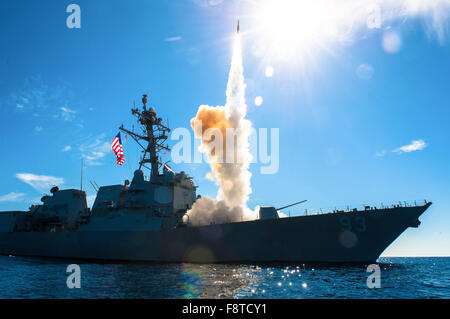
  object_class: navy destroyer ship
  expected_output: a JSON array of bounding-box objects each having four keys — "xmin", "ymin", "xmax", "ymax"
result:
[{"xmin": 0, "ymin": 95, "xmax": 431, "ymax": 263}]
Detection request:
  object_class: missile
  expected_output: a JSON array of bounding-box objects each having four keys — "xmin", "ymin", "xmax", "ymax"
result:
[{"xmin": 237, "ymin": 19, "xmax": 240, "ymax": 33}]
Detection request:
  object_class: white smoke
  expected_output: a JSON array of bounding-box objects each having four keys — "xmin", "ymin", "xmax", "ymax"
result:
[{"xmin": 188, "ymin": 34, "xmax": 257, "ymax": 226}]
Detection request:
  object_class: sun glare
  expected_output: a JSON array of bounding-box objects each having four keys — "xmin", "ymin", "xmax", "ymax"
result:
[
  {"xmin": 254, "ymin": 0, "xmax": 337, "ymax": 60},
  {"xmin": 245, "ymin": 0, "xmax": 450, "ymax": 65}
]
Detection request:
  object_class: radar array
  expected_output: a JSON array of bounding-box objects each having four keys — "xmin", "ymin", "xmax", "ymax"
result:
[{"xmin": 120, "ymin": 94, "xmax": 171, "ymax": 179}]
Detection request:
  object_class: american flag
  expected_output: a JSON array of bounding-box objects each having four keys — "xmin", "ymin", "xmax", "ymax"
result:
[{"xmin": 111, "ymin": 132, "xmax": 125, "ymax": 165}]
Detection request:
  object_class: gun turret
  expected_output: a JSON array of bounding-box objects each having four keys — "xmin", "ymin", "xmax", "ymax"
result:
[{"xmin": 276, "ymin": 200, "xmax": 307, "ymax": 211}]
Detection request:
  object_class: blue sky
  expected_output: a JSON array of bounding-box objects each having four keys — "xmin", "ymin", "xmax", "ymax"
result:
[{"xmin": 0, "ymin": 0, "xmax": 449, "ymax": 256}]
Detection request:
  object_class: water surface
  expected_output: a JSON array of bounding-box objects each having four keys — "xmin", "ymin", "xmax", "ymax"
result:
[{"xmin": 0, "ymin": 256, "xmax": 448, "ymax": 298}]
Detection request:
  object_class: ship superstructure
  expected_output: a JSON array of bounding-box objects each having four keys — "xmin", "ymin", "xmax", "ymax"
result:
[{"xmin": 1, "ymin": 96, "xmax": 196, "ymax": 234}]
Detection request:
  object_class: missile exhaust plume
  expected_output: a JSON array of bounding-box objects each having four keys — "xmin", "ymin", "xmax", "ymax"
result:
[{"xmin": 188, "ymin": 31, "xmax": 256, "ymax": 226}]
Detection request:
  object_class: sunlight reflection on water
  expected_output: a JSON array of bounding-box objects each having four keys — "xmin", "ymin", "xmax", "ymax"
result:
[{"xmin": 0, "ymin": 256, "xmax": 448, "ymax": 298}]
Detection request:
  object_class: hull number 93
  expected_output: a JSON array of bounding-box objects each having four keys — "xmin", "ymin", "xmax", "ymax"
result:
[{"xmin": 339, "ymin": 215, "xmax": 367, "ymax": 232}]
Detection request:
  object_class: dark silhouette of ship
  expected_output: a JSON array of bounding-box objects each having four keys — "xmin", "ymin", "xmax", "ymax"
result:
[{"xmin": 0, "ymin": 94, "xmax": 431, "ymax": 263}]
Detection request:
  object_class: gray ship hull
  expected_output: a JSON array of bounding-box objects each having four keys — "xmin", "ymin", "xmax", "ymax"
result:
[
  {"xmin": 0, "ymin": 205, "xmax": 428, "ymax": 263},
  {"xmin": 0, "ymin": 204, "xmax": 429, "ymax": 263}
]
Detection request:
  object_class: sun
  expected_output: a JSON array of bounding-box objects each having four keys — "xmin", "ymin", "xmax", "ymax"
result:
[
  {"xmin": 259, "ymin": 1, "xmax": 322, "ymax": 51},
  {"xmin": 248, "ymin": 0, "xmax": 347, "ymax": 62}
]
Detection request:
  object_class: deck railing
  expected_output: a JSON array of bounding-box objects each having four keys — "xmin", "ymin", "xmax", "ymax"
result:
[{"xmin": 282, "ymin": 199, "xmax": 429, "ymax": 218}]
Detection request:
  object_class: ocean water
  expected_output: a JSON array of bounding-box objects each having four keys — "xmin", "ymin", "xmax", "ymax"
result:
[{"xmin": 0, "ymin": 256, "xmax": 448, "ymax": 298}]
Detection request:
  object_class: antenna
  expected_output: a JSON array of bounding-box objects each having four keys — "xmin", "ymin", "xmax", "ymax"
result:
[
  {"xmin": 90, "ymin": 180, "xmax": 98, "ymax": 193},
  {"xmin": 119, "ymin": 93, "xmax": 171, "ymax": 180},
  {"xmin": 80, "ymin": 158, "xmax": 84, "ymax": 191}
]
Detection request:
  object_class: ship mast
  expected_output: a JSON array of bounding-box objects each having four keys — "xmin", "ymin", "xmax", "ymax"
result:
[{"xmin": 119, "ymin": 94, "xmax": 171, "ymax": 179}]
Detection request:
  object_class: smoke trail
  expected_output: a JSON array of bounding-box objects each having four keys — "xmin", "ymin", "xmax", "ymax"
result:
[{"xmin": 188, "ymin": 34, "xmax": 256, "ymax": 226}]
